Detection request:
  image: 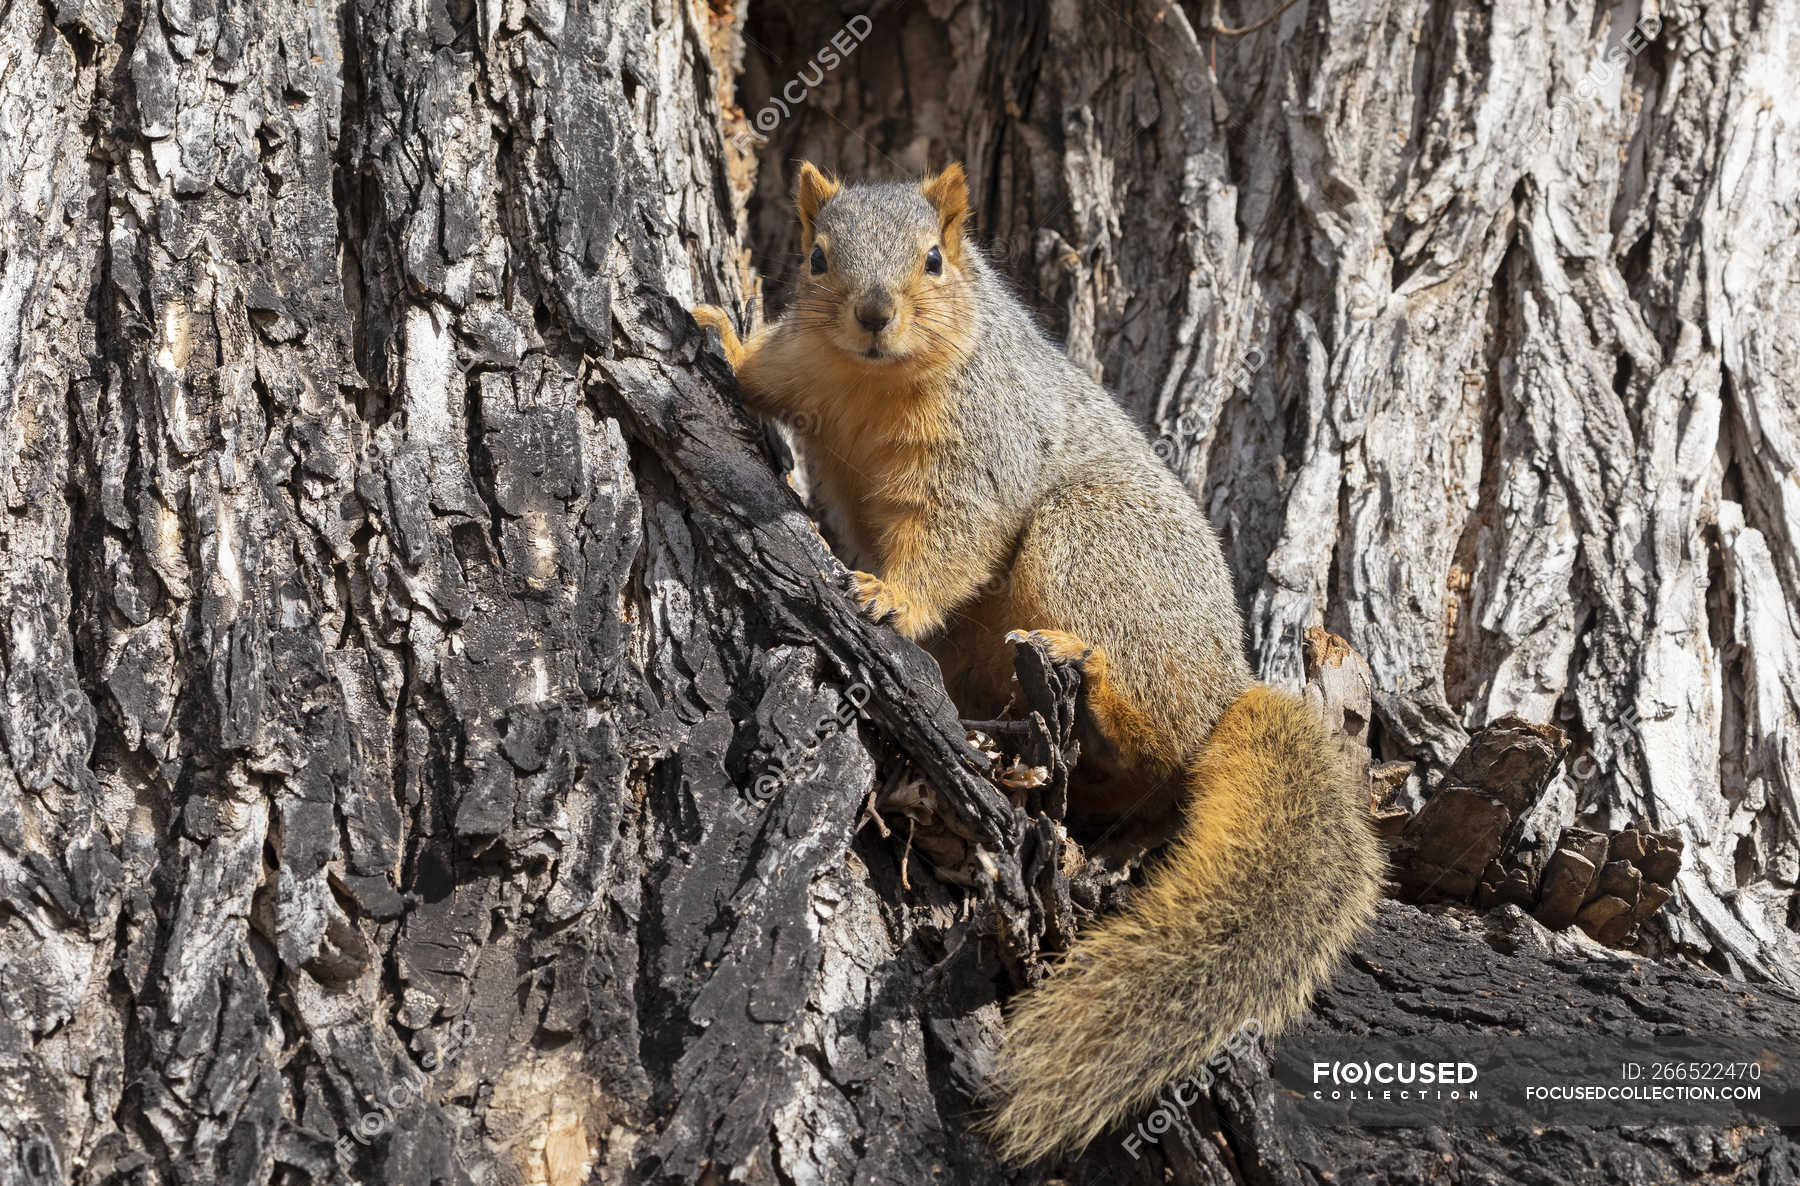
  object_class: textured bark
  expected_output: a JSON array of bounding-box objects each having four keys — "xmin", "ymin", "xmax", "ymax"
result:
[{"xmin": 0, "ymin": 0, "xmax": 1795, "ymax": 1184}]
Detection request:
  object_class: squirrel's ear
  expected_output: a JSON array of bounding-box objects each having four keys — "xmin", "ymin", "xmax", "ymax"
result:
[
  {"xmin": 921, "ymin": 162, "xmax": 970, "ymax": 258},
  {"xmin": 794, "ymin": 162, "xmax": 840, "ymax": 238}
]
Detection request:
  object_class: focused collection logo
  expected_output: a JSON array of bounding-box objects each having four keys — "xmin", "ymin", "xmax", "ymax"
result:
[{"xmin": 1310, "ymin": 1060, "xmax": 1480, "ymax": 1100}]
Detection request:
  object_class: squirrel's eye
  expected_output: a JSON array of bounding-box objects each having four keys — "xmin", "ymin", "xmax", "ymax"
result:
[
  {"xmin": 810, "ymin": 245, "xmax": 828, "ymax": 275},
  {"xmin": 925, "ymin": 246, "xmax": 943, "ymax": 276}
]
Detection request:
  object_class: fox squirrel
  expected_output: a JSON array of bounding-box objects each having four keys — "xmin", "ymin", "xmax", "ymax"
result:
[{"xmin": 693, "ymin": 162, "xmax": 1386, "ymax": 1163}]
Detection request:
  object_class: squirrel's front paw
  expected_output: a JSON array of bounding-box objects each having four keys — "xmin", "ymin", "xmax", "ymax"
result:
[
  {"xmin": 691, "ymin": 304, "xmax": 744, "ymax": 369},
  {"xmin": 845, "ymin": 570, "xmax": 925, "ymax": 636},
  {"xmin": 847, "ymin": 570, "xmax": 903, "ymax": 624}
]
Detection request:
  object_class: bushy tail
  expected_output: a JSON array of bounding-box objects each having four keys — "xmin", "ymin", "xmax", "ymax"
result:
[{"xmin": 985, "ymin": 684, "xmax": 1386, "ymax": 1164}]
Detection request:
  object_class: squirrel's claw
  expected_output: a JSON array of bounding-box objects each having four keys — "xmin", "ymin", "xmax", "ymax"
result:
[
  {"xmin": 847, "ymin": 569, "xmax": 907, "ymax": 629},
  {"xmin": 1005, "ymin": 628, "xmax": 1095, "ymax": 667},
  {"xmin": 691, "ymin": 304, "xmax": 745, "ymax": 370}
]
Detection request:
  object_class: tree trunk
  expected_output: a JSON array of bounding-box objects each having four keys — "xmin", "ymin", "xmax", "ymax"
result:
[{"xmin": 0, "ymin": 1, "xmax": 1793, "ymax": 1185}]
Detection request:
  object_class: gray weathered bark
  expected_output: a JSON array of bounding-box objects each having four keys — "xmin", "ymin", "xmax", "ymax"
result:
[{"xmin": 0, "ymin": 0, "xmax": 1794, "ymax": 1183}]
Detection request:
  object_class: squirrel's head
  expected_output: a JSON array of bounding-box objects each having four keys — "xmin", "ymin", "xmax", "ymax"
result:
[{"xmin": 788, "ymin": 161, "xmax": 977, "ymax": 371}]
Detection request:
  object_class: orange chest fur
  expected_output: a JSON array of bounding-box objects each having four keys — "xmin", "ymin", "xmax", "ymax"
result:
[{"xmin": 807, "ymin": 396, "xmax": 951, "ymax": 569}]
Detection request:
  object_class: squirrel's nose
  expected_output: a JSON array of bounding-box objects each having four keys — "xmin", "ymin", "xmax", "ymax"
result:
[{"xmin": 855, "ymin": 302, "xmax": 894, "ymax": 334}]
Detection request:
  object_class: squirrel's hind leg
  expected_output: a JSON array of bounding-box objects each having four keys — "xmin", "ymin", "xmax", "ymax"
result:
[{"xmin": 1004, "ymin": 629, "xmax": 1178, "ymax": 776}]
